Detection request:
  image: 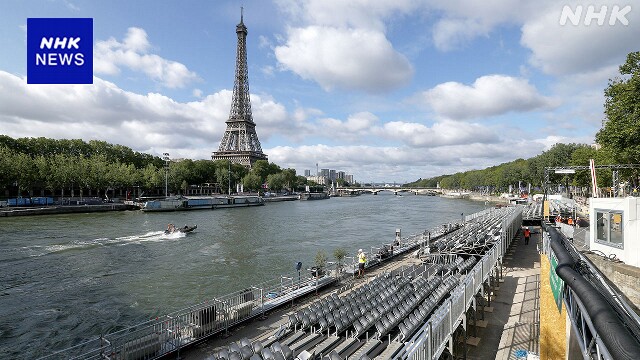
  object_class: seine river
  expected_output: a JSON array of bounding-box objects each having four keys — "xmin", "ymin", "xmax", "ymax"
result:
[{"xmin": 0, "ymin": 193, "xmax": 488, "ymax": 358}]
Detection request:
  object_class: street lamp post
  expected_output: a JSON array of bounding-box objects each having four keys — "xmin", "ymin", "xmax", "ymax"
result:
[
  {"xmin": 163, "ymin": 153, "xmax": 170, "ymax": 197},
  {"xmin": 228, "ymin": 160, "xmax": 231, "ymax": 195}
]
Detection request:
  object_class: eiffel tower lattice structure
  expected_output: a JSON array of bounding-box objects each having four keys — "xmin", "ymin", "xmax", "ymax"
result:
[{"xmin": 212, "ymin": 9, "xmax": 268, "ymax": 168}]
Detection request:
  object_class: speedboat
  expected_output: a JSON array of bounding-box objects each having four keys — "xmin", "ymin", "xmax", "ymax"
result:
[{"xmin": 165, "ymin": 225, "xmax": 197, "ymax": 234}]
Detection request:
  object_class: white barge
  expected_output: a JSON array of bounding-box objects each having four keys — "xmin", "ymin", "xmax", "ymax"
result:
[{"xmin": 142, "ymin": 195, "xmax": 264, "ymax": 212}]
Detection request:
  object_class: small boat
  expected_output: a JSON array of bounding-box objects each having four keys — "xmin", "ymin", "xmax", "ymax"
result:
[{"xmin": 165, "ymin": 225, "xmax": 197, "ymax": 234}]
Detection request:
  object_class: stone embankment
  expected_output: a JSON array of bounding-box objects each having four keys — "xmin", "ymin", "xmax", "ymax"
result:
[
  {"xmin": 0, "ymin": 203, "xmax": 137, "ymax": 217},
  {"xmin": 439, "ymin": 190, "xmax": 511, "ymax": 204}
]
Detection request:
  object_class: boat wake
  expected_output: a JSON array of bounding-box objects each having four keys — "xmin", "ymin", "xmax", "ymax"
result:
[{"xmin": 24, "ymin": 231, "xmax": 187, "ymax": 257}]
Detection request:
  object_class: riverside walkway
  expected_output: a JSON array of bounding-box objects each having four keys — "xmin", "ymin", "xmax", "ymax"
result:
[{"xmin": 466, "ymin": 228, "xmax": 540, "ymax": 359}]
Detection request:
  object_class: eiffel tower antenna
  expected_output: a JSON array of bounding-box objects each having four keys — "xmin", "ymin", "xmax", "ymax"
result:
[{"xmin": 212, "ymin": 8, "xmax": 268, "ymax": 168}]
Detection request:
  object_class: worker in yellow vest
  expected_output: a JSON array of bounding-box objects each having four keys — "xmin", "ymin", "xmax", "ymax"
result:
[{"xmin": 358, "ymin": 249, "xmax": 366, "ymax": 277}]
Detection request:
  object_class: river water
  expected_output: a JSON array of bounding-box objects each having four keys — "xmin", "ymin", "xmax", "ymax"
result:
[{"xmin": 0, "ymin": 193, "xmax": 488, "ymax": 358}]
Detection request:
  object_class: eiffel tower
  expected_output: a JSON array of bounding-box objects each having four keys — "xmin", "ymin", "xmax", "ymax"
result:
[{"xmin": 212, "ymin": 9, "xmax": 268, "ymax": 167}]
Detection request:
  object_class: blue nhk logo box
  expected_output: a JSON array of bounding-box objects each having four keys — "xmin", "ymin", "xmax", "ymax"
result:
[{"xmin": 27, "ymin": 18, "xmax": 93, "ymax": 84}]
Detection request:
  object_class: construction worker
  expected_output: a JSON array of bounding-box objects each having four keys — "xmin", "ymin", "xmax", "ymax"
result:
[
  {"xmin": 568, "ymin": 217, "xmax": 574, "ymax": 226},
  {"xmin": 358, "ymin": 249, "xmax": 366, "ymax": 277}
]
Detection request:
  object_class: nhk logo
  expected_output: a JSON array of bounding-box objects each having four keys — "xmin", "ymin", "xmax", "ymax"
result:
[
  {"xmin": 27, "ymin": 18, "xmax": 93, "ymax": 84},
  {"xmin": 559, "ymin": 5, "xmax": 632, "ymax": 26}
]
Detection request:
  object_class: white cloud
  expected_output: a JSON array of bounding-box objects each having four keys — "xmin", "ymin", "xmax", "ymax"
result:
[
  {"xmin": 273, "ymin": 0, "xmax": 418, "ymax": 92},
  {"xmin": 416, "ymin": 75, "xmax": 558, "ymax": 120},
  {"xmin": 275, "ymin": 26, "xmax": 413, "ymax": 92},
  {"xmin": 422, "ymin": 0, "xmax": 638, "ymax": 76},
  {"xmin": 426, "ymin": 0, "xmax": 534, "ymax": 51},
  {"xmin": 258, "ymin": 35, "xmax": 272, "ymax": 49},
  {"xmin": 267, "ymin": 137, "xmax": 548, "ymax": 182},
  {"xmin": 380, "ymin": 120, "xmax": 499, "ymax": 147},
  {"xmin": 261, "ymin": 65, "xmax": 275, "ymax": 77},
  {"xmin": 432, "ymin": 17, "xmax": 491, "ymax": 51},
  {"xmin": 0, "ymin": 71, "xmax": 288, "ymax": 160},
  {"xmin": 318, "ymin": 112, "xmax": 380, "ymax": 138},
  {"xmin": 521, "ymin": 0, "xmax": 640, "ymax": 76},
  {"xmin": 94, "ymin": 27, "xmax": 199, "ymax": 88},
  {"xmin": 278, "ymin": 0, "xmax": 419, "ymax": 31}
]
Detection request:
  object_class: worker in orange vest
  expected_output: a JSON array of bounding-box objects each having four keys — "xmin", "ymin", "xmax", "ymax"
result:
[{"xmin": 567, "ymin": 217, "xmax": 574, "ymax": 226}]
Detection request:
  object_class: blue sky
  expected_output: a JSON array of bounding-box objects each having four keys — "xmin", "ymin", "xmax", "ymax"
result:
[{"xmin": 0, "ymin": 0, "xmax": 638, "ymax": 183}]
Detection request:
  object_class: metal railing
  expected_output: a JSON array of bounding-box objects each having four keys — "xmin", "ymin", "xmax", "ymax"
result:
[
  {"xmin": 394, "ymin": 206, "xmax": 522, "ymax": 359},
  {"xmin": 39, "ymin": 269, "xmax": 335, "ymax": 360}
]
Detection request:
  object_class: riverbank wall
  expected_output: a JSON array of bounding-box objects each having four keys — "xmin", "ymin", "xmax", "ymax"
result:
[
  {"xmin": 261, "ymin": 195, "xmax": 299, "ymax": 202},
  {"xmin": 440, "ymin": 191, "xmax": 511, "ymax": 204},
  {"xmin": 0, "ymin": 203, "xmax": 138, "ymax": 217}
]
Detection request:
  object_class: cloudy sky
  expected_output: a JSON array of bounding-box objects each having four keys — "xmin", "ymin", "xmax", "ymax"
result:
[{"xmin": 0, "ymin": 0, "xmax": 637, "ymax": 183}]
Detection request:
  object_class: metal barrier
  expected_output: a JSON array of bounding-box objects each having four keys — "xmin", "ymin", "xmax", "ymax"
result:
[
  {"xmin": 39, "ymin": 269, "xmax": 332, "ymax": 360},
  {"xmin": 397, "ymin": 206, "xmax": 523, "ymax": 359},
  {"xmin": 450, "ymin": 285, "xmax": 466, "ymax": 330}
]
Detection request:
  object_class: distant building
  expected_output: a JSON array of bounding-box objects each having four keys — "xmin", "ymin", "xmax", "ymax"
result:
[
  {"xmin": 307, "ymin": 169, "xmax": 353, "ymax": 185},
  {"xmin": 306, "ymin": 175, "xmax": 328, "ymax": 185}
]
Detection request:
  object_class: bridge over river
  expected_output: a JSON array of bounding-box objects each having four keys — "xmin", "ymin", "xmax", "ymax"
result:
[{"xmin": 335, "ymin": 187, "xmax": 442, "ymax": 196}]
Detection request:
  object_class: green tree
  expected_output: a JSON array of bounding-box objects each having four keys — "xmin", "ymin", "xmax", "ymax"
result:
[
  {"xmin": 596, "ymin": 51, "xmax": 640, "ymax": 164},
  {"xmin": 296, "ymin": 175, "xmax": 307, "ymax": 187},
  {"xmin": 266, "ymin": 172, "xmax": 285, "ymax": 192},
  {"xmin": 142, "ymin": 164, "xmax": 163, "ymax": 191},
  {"xmin": 0, "ymin": 147, "xmax": 17, "ymax": 194},
  {"xmin": 314, "ymin": 249, "xmax": 328, "ymax": 272},
  {"xmin": 333, "ymin": 247, "xmax": 347, "ymax": 276},
  {"xmin": 568, "ymin": 145, "xmax": 598, "ymax": 192},
  {"xmin": 214, "ymin": 161, "xmax": 230, "ymax": 193},
  {"xmin": 15, "ymin": 153, "xmax": 37, "ymax": 196},
  {"xmin": 192, "ymin": 160, "xmax": 217, "ymax": 184},
  {"xmin": 242, "ymin": 173, "xmax": 262, "ymax": 192},
  {"xmin": 214, "ymin": 161, "xmax": 247, "ymax": 193},
  {"xmin": 247, "ymin": 160, "xmax": 280, "ymax": 183},
  {"xmin": 282, "ymin": 168, "xmax": 297, "ymax": 190}
]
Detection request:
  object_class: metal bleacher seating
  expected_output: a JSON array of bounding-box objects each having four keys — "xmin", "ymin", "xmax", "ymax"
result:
[{"xmin": 211, "ymin": 249, "xmax": 478, "ymax": 360}]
